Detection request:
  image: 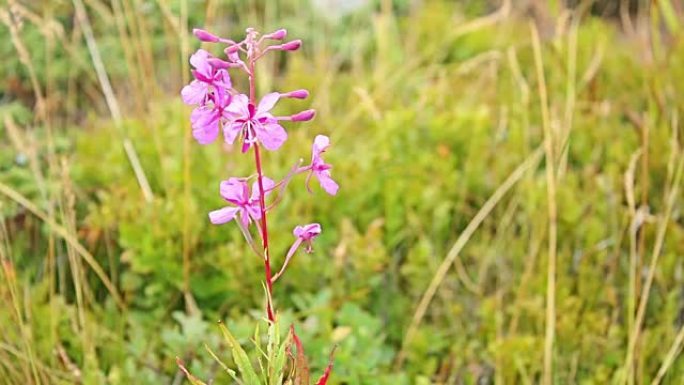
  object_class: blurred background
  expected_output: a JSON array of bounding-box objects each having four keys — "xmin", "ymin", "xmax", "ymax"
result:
[{"xmin": 2, "ymin": 0, "xmax": 684, "ymax": 384}]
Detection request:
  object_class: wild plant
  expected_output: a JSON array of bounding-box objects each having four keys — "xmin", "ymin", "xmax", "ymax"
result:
[{"xmin": 177, "ymin": 26, "xmax": 338, "ymax": 385}]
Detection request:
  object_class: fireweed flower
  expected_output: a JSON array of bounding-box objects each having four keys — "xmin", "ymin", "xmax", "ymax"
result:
[
  {"xmin": 189, "ymin": 105, "xmax": 227, "ymax": 145},
  {"xmin": 208, "ymin": 177, "xmax": 275, "ymax": 227},
  {"xmin": 306, "ymin": 135, "xmax": 339, "ymax": 195},
  {"xmin": 223, "ymin": 92, "xmax": 316, "ymax": 152},
  {"xmin": 181, "ymin": 49, "xmax": 232, "ymax": 106},
  {"xmin": 272, "ymin": 223, "xmax": 322, "ymax": 283},
  {"xmin": 182, "ymin": 49, "xmax": 235, "ymax": 144},
  {"xmin": 293, "ymin": 223, "xmax": 322, "ymax": 252},
  {"xmin": 224, "ymin": 93, "xmax": 286, "ymax": 152}
]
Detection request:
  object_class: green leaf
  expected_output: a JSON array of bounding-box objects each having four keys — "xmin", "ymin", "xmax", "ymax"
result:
[
  {"xmin": 219, "ymin": 322, "xmax": 262, "ymax": 385},
  {"xmin": 269, "ymin": 323, "xmax": 291, "ymax": 385},
  {"xmin": 204, "ymin": 344, "xmax": 243, "ymax": 385}
]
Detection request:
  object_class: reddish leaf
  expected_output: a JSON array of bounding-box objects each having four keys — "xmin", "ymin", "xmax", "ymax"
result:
[
  {"xmin": 315, "ymin": 347, "xmax": 336, "ymax": 385},
  {"xmin": 290, "ymin": 325, "xmax": 310, "ymax": 385}
]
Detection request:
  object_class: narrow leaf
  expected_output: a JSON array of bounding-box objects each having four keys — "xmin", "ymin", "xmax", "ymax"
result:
[
  {"xmin": 204, "ymin": 344, "xmax": 243, "ymax": 385},
  {"xmin": 219, "ymin": 322, "xmax": 262, "ymax": 385},
  {"xmin": 270, "ymin": 326, "xmax": 291, "ymax": 385},
  {"xmin": 176, "ymin": 357, "xmax": 208, "ymax": 385},
  {"xmin": 314, "ymin": 347, "xmax": 336, "ymax": 385},
  {"xmin": 289, "ymin": 325, "xmax": 310, "ymax": 385}
]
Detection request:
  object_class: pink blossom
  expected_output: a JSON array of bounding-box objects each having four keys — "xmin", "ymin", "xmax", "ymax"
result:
[
  {"xmin": 208, "ymin": 177, "xmax": 275, "ymax": 227},
  {"xmin": 307, "ymin": 135, "xmax": 339, "ymax": 195},
  {"xmin": 181, "ymin": 49, "xmax": 232, "ymax": 106},
  {"xmin": 271, "ymin": 222, "xmax": 322, "ymax": 283},
  {"xmin": 293, "ymin": 223, "xmax": 322, "ymax": 253},
  {"xmin": 223, "ymin": 93, "xmax": 288, "ymax": 151},
  {"xmin": 182, "ymin": 49, "xmax": 237, "ymax": 145},
  {"xmin": 190, "ymin": 106, "xmax": 222, "ymax": 144}
]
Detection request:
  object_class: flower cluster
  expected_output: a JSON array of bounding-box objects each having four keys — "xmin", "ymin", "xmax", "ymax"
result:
[
  {"xmin": 181, "ymin": 27, "xmax": 338, "ymax": 322},
  {"xmin": 182, "ymin": 29, "xmax": 316, "ymax": 153}
]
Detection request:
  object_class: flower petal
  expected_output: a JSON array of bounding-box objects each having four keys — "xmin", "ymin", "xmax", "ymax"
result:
[
  {"xmin": 316, "ymin": 170, "xmax": 339, "ymax": 195},
  {"xmin": 220, "ymin": 178, "xmax": 248, "ymax": 204},
  {"xmin": 250, "ymin": 177, "xmax": 276, "ymax": 201},
  {"xmin": 312, "ymin": 134, "xmax": 330, "ymax": 165},
  {"xmin": 190, "ymin": 107, "xmax": 220, "ymax": 145},
  {"xmin": 223, "ymin": 121, "xmax": 243, "ymax": 145},
  {"xmin": 257, "ymin": 92, "xmax": 281, "ymax": 114},
  {"xmin": 214, "ymin": 70, "xmax": 232, "ymax": 90},
  {"xmin": 208, "ymin": 206, "xmax": 240, "ymax": 224},
  {"xmin": 256, "ymin": 121, "xmax": 287, "ymax": 151},
  {"xmin": 226, "ymin": 94, "xmax": 250, "ymax": 117},
  {"xmin": 240, "ymin": 208, "xmax": 252, "ymax": 227},
  {"xmin": 246, "ymin": 202, "xmax": 262, "ymax": 223},
  {"xmin": 313, "ymin": 135, "xmax": 330, "ymax": 156},
  {"xmin": 181, "ymin": 80, "xmax": 208, "ymax": 105},
  {"xmin": 189, "ymin": 49, "xmax": 212, "ymax": 78},
  {"xmin": 293, "ymin": 223, "xmax": 321, "ymax": 240}
]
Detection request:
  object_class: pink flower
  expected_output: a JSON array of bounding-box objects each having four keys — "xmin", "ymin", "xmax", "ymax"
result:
[
  {"xmin": 307, "ymin": 135, "xmax": 339, "ymax": 195},
  {"xmin": 208, "ymin": 177, "xmax": 275, "ymax": 227},
  {"xmin": 223, "ymin": 93, "xmax": 288, "ymax": 151},
  {"xmin": 190, "ymin": 106, "xmax": 223, "ymax": 144},
  {"xmin": 182, "ymin": 49, "xmax": 236, "ymax": 145},
  {"xmin": 271, "ymin": 222, "xmax": 322, "ymax": 283},
  {"xmin": 293, "ymin": 223, "xmax": 322, "ymax": 253},
  {"xmin": 181, "ymin": 49, "xmax": 232, "ymax": 106}
]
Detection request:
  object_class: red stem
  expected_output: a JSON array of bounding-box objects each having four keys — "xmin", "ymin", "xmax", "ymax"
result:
[{"xmin": 249, "ymin": 56, "xmax": 276, "ymax": 322}]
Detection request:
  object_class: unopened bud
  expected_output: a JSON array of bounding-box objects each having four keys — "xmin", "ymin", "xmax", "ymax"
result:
[
  {"xmin": 224, "ymin": 45, "xmax": 241, "ymax": 62},
  {"xmin": 284, "ymin": 89, "xmax": 309, "ymax": 99},
  {"xmin": 208, "ymin": 58, "xmax": 231, "ymax": 69},
  {"xmin": 193, "ymin": 28, "xmax": 220, "ymax": 43},
  {"xmin": 267, "ymin": 29, "xmax": 287, "ymax": 40},
  {"xmin": 291, "ymin": 109, "xmax": 315, "ymax": 122},
  {"xmin": 281, "ymin": 40, "xmax": 302, "ymax": 51}
]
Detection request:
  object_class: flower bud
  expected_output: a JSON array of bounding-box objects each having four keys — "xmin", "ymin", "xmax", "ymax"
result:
[
  {"xmin": 193, "ymin": 28, "xmax": 220, "ymax": 43},
  {"xmin": 284, "ymin": 89, "xmax": 309, "ymax": 99},
  {"xmin": 266, "ymin": 29, "xmax": 287, "ymax": 40},
  {"xmin": 224, "ymin": 45, "xmax": 241, "ymax": 62},
  {"xmin": 291, "ymin": 109, "xmax": 315, "ymax": 122},
  {"xmin": 208, "ymin": 58, "xmax": 231, "ymax": 69},
  {"xmin": 281, "ymin": 40, "xmax": 302, "ymax": 51}
]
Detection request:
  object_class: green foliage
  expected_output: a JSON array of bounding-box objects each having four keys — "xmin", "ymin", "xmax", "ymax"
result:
[{"xmin": 177, "ymin": 320, "xmax": 335, "ymax": 385}]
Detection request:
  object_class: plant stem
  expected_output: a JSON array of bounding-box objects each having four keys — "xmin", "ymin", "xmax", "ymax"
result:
[
  {"xmin": 249, "ymin": 57, "xmax": 276, "ymax": 322},
  {"xmin": 531, "ymin": 22, "xmax": 557, "ymax": 385},
  {"xmin": 271, "ymin": 238, "xmax": 302, "ymax": 284}
]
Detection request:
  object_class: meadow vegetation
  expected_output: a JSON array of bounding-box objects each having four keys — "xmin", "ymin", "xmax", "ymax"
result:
[{"xmin": 1, "ymin": 0, "xmax": 684, "ymax": 384}]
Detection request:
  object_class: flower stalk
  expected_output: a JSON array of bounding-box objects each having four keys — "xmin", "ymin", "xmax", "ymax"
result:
[
  {"xmin": 245, "ymin": 42, "xmax": 276, "ymax": 321},
  {"xmin": 253, "ymin": 144, "xmax": 275, "ymax": 321}
]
